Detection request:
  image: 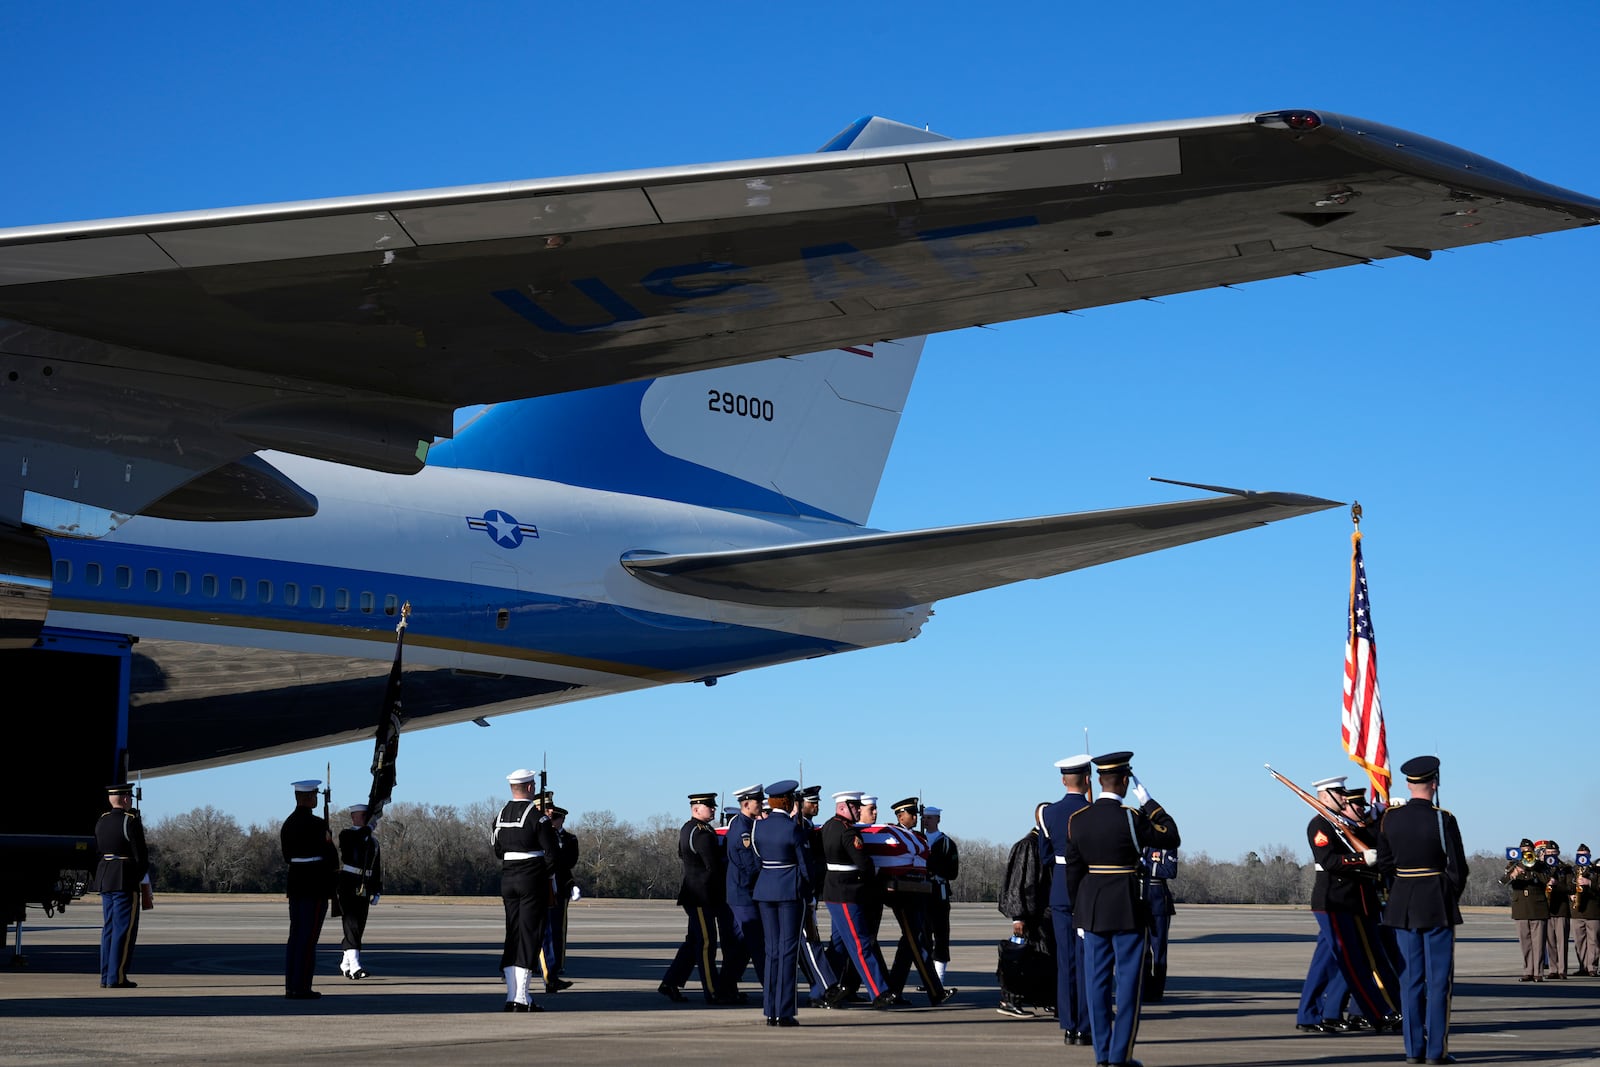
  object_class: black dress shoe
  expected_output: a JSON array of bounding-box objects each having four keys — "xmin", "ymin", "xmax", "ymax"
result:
[
  {"xmin": 516, "ymin": 1001, "xmax": 543, "ymax": 1012},
  {"xmin": 285, "ymin": 990, "xmax": 322, "ymax": 1000},
  {"xmin": 1322, "ymin": 1018, "xmax": 1358, "ymax": 1032},
  {"xmin": 822, "ymin": 983, "xmax": 847, "ymax": 1008},
  {"xmin": 110, "ymin": 980, "xmax": 138, "ymax": 989},
  {"xmin": 1347, "ymin": 1015, "xmax": 1375, "ymax": 1031},
  {"xmin": 777, "ymin": 1017, "xmax": 799, "ymax": 1027},
  {"xmin": 503, "ymin": 1002, "xmax": 517, "ymax": 1012},
  {"xmin": 713, "ymin": 990, "xmax": 749, "ymax": 1005},
  {"xmin": 1295, "ymin": 1022, "xmax": 1330, "ymax": 1033},
  {"xmin": 657, "ymin": 982, "xmax": 688, "ymax": 1003},
  {"xmin": 1425, "ymin": 1057, "xmax": 1456, "ymax": 1065},
  {"xmin": 933, "ymin": 987, "xmax": 958, "ymax": 1004},
  {"xmin": 1405, "ymin": 1058, "xmax": 1423, "ymax": 1064},
  {"xmin": 766, "ymin": 1018, "xmax": 778, "ymax": 1026},
  {"xmin": 871, "ymin": 991, "xmax": 897, "ymax": 1010},
  {"xmin": 547, "ymin": 978, "xmax": 573, "ymax": 991}
]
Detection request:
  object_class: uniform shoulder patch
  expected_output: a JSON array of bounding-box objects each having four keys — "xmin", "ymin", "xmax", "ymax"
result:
[{"xmin": 1313, "ymin": 830, "xmax": 1329, "ymax": 847}]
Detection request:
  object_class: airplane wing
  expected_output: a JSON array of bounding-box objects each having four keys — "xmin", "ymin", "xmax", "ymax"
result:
[
  {"xmin": 619, "ymin": 485, "xmax": 1342, "ymax": 608},
  {"xmin": 1, "ymin": 108, "xmax": 1596, "ymax": 522}
]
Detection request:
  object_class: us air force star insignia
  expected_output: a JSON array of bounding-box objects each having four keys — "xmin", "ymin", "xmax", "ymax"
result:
[{"xmin": 466, "ymin": 509, "xmax": 540, "ymax": 548}]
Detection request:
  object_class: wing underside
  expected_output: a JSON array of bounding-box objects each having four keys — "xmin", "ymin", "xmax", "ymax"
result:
[
  {"xmin": 0, "ymin": 109, "xmax": 1594, "ymax": 521},
  {"xmin": 620, "ymin": 486, "xmax": 1342, "ymax": 608}
]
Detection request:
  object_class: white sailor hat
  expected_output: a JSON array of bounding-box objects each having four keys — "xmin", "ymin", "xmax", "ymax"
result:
[
  {"xmin": 291, "ymin": 779, "xmax": 322, "ymax": 793},
  {"xmin": 347, "ymin": 803, "xmax": 369, "ymax": 814},
  {"xmin": 859, "ymin": 794, "xmax": 879, "ymax": 806},
  {"xmin": 506, "ymin": 768, "xmax": 539, "ymax": 784},
  {"xmin": 733, "ymin": 783, "xmax": 764, "ymax": 801},
  {"xmin": 922, "ymin": 805, "xmax": 942, "ymax": 817},
  {"xmin": 1311, "ymin": 775, "xmax": 1348, "ymax": 792},
  {"xmin": 831, "ymin": 790, "xmax": 863, "ymax": 804},
  {"xmin": 1054, "ymin": 754, "xmax": 1093, "ymax": 775}
]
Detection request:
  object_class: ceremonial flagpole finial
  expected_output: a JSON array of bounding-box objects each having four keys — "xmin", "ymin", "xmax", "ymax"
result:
[{"xmin": 1351, "ymin": 501, "xmax": 1362, "ymax": 527}]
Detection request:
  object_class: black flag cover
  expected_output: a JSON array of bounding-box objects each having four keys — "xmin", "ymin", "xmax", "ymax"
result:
[{"xmin": 367, "ymin": 602, "xmax": 409, "ymax": 823}]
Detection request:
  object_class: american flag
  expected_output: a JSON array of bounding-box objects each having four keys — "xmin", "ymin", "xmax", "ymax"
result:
[{"xmin": 1341, "ymin": 534, "xmax": 1391, "ymax": 804}]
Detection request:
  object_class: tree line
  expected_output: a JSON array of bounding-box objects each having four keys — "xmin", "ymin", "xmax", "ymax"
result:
[{"xmin": 141, "ymin": 802, "xmax": 1516, "ymax": 908}]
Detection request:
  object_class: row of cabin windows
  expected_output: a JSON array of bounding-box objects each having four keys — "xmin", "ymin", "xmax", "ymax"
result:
[{"xmin": 57, "ymin": 559, "xmax": 401, "ymax": 616}]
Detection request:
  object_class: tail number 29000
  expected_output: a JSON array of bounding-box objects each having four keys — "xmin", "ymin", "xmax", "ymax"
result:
[{"xmin": 707, "ymin": 390, "xmax": 775, "ymax": 421}]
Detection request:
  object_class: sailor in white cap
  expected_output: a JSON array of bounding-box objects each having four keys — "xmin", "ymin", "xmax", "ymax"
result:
[
  {"xmin": 921, "ymin": 804, "xmax": 959, "ymax": 988},
  {"xmin": 857, "ymin": 795, "xmax": 879, "ymax": 827},
  {"xmin": 493, "ymin": 769, "xmax": 559, "ymax": 1012},
  {"xmin": 1035, "ymin": 755, "xmax": 1093, "ymax": 1036},
  {"xmin": 718, "ymin": 784, "xmax": 766, "ymax": 1002},
  {"xmin": 281, "ymin": 779, "xmax": 337, "ymax": 1000},
  {"xmin": 337, "ymin": 803, "xmax": 382, "ymax": 980}
]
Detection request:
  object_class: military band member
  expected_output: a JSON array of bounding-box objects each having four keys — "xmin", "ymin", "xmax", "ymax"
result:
[
  {"xmin": 543, "ymin": 805, "xmax": 578, "ymax": 991},
  {"xmin": 922, "ymin": 804, "xmax": 959, "ymax": 988},
  {"xmin": 821, "ymin": 790, "xmax": 890, "ymax": 1008},
  {"xmin": 1061, "ymin": 751, "xmax": 1181, "ymax": 1067},
  {"xmin": 1374, "ymin": 755, "xmax": 1468, "ymax": 1066},
  {"xmin": 752, "ymin": 780, "xmax": 808, "ymax": 1026},
  {"xmin": 1041, "ymin": 754, "xmax": 1094, "ymax": 1046},
  {"xmin": 661, "ymin": 791, "xmax": 727, "ymax": 1004},
  {"xmin": 795, "ymin": 785, "xmax": 842, "ymax": 1006},
  {"xmin": 94, "ymin": 782, "xmax": 149, "ymax": 988},
  {"xmin": 721, "ymin": 783, "xmax": 767, "ymax": 996},
  {"xmin": 336, "ymin": 803, "xmax": 382, "ymax": 980},
  {"xmin": 281, "ymin": 779, "xmax": 338, "ymax": 1000},
  {"xmin": 1573, "ymin": 845, "xmax": 1599, "ymax": 977},
  {"xmin": 1500, "ymin": 837, "xmax": 1550, "ymax": 980},
  {"xmin": 1542, "ymin": 840, "xmax": 1574, "ymax": 979},
  {"xmin": 493, "ymin": 768, "xmax": 558, "ymax": 1012}
]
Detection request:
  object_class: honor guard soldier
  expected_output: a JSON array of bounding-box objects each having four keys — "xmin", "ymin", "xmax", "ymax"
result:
[
  {"xmin": 493, "ymin": 768, "xmax": 559, "ymax": 1012},
  {"xmin": 1041, "ymin": 754, "xmax": 1094, "ymax": 1046},
  {"xmin": 661, "ymin": 791, "xmax": 729, "ymax": 1003},
  {"xmin": 721, "ymin": 783, "xmax": 766, "ymax": 997},
  {"xmin": 882, "ymin": 796, "xmax": 951, "ymax": 1005},
  {"xmin": 1061, "ymin": 751, "xmax": 1181, "ymax": 1067},
  {"xmin": 1374, "ymin": 755, "xmax": 1468, "ymax": 1066},
  {"xmin": 336, "ymin": 804, "xmax": 382, "ymax": 980},
  {"xmin": 752, "ymin": 780, "xmax": 809, "ymax": 1026},
  {"xmin": 94, "ymin": 782, "xmax": 150, "ymax": 988},
  {"xmin": 281, "ymin": 779, "xmax": 338, "ymax": 1000},
  {"xmin": 543, "ymin": 805, "xmax": 578, "ymax": 991},
  {"xmin": 821, "ymin": 791, "xmax": 890, "ymax": 1008},
  {"xmin": 795, "ymin": 785, "xmax": 842, "ymax": 1007},
  {"xmin": 922, "ymin": 804, "xmax": 959, "ymax": 988}
]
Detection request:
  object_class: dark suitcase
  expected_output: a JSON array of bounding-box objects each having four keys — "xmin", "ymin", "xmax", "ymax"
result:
[{"xmin": 996, "ymin": 937, "xmax": 1056, "ymax": 1008}]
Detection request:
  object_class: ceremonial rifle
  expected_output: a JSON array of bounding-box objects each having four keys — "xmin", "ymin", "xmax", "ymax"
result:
[{"xmin": 1264, "ymin": 764, "xmax": 1367, "ymax": 853}]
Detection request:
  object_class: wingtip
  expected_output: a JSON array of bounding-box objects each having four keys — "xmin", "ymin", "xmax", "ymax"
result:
[{"xmin": 1149, "ymin": 476, "xmax": 1342, "ymax": 510}]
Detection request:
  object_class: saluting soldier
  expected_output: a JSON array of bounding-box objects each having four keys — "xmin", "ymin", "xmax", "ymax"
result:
[
  {"xmin": 660, "ymin": 791, "xmax": 728, "ymax": 1004},
  {"xmin": 1061, "ymin": 751, "xmax": 1180, "ymax": 1067},
  {"xmin": 752, "ymin": 780, "xmax": 809, "ymax": 1026},
  {"xmin": 281, "ymin": 779, "xmax": 338, "ymax": 1000},
  {"xmin": 922, "ymin": 804, "xmax": 959, "ymax": 989},
  {"xmin": 1041, "ymin": 754, "xmax": 1094, "ymax": 1046},
  {"xmin": 1374, "ymin": 755, "xmax": 1468, "ymax": 1066},
  {"xmin": 721, "ymin": 783, "xmax": 767, "ymax": 997},
  {"xmin": 493, "ymin": 768, "xmax": 558, "ymax": 1012},
  {"xmin": 93, "ymin": 782, "xmax": 150, "ymax": 989},
  {"xmin": 336, "ymin": 803, "xmax": 382, "ymax": 980},
  {"xmin": 821, "ymin": 790, "xmax": 890, "ymax": 1008},
  {"xmin": 542, "ymin": 804, "xmax": 579, "ymax": 991}
]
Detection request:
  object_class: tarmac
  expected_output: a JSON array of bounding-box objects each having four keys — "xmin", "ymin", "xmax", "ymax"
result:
[{"xmin": 2, "ymin": 900, "xmax": 1596, "ymax": 1066}]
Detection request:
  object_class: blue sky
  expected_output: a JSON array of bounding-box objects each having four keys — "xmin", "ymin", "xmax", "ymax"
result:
[{"xmin": 9, "ymin": 4, "xmax": 1597, "ymax": 862}]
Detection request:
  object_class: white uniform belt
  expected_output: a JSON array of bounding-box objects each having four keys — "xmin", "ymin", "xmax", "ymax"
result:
[
  {"xmin": 826, "ymin": 862, "xmax": 858, "ymax": 872},
  {"xmin": 341, "ymin": 864, "xmax": 371, "ymax": 876},
  {"xmin": 503, "ymin": 851, "xmax": 545, "ymax": 861},
  {"xmin": 102, "ymin": 854, "xmax": 130, "ymax": 860},
  {"xmin": 1054, "ymin": 855, "xmax": 1067, "ymax": 864},
  {"xmin": 1314, "ymin": 863, "xmax": 1325, "ymax": 871},
  {"xmin": 761, "ymin": 862, "xmax": 797, "ymax": 870},
  {"xmin": 289, "ymin": 856, "xmax": 322, "ymax": 863}
]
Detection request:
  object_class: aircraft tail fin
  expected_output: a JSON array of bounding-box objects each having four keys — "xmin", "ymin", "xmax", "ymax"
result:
[{"xmin": 428, "ymin": 117, "xmax": 951, "ymax": 526}]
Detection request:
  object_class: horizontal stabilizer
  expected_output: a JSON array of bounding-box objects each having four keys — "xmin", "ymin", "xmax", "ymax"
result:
[{"xmin": 621, "ymin": 488, "xmax": 1340, "ymax": 608}]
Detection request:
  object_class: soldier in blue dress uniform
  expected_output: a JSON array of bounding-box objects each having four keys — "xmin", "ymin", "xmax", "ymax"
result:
[
  {"xmin": 1374, "ymin": 755, "xmax": 1468, "ymax": 1066},
  {"xmin": 820, "ymin": 790, "xmax": 891, "ymax": 1008},
  {"xmin": 752, "ymin": 780, "xmax": 809, "ymax": 1026},
  {"xmin": 721, "ymin": 783, "xmax": 767, "ymax": 997},
  {"xmin": 281, "ymin": 779, "xmax": 338, "ymax": 1000},
  {"xmin": 661, "ymin": 791, "xmax": 727, "ymax": 1003},
  {"xmin": 1061, "ymin": 751, "xmax": 1180, "ymax": 1067},
  {"xmin": 94, "ymin": 782, "xmax": 149, "ymax": 988},
  {"xmin": 1040, "ymin": 754, "xmax": 1094, "ymax": 1046}
]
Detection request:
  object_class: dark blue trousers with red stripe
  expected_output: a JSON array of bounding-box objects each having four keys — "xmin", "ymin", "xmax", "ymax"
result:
[
  {"xmin": 1322, "ymin": 909, "xmax": 1399, "ymax": 1021},
  {"xmin": 827, "ymin": 900, "xmax": 888, "ymax": 999}
]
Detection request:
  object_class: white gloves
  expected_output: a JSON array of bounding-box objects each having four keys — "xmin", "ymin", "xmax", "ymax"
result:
[
  {"xmin": 1362, "ymin": 849, "xmax": 1377, "ymax": 866},
  {"xmin": 570, "ymin": 885, "xmax": 582, "ymax": 902},
  {"xmin": 1130, "ymin": 775, "xmax": 1151, "ymax": 805}
]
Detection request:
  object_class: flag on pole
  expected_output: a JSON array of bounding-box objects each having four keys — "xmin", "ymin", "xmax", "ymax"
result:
[
  {"xmin": 366, "ymin": 603, "xmax": 409, "ymax": 823},
  {"xmin": 1341, "ymin": 516, "xmax": 1391, "ymax": 805}
]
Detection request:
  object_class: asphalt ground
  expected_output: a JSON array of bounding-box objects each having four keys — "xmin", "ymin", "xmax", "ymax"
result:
[{"xmin": 2, "ymin": 900, "xmax": 1596, "ymax": 1066}]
